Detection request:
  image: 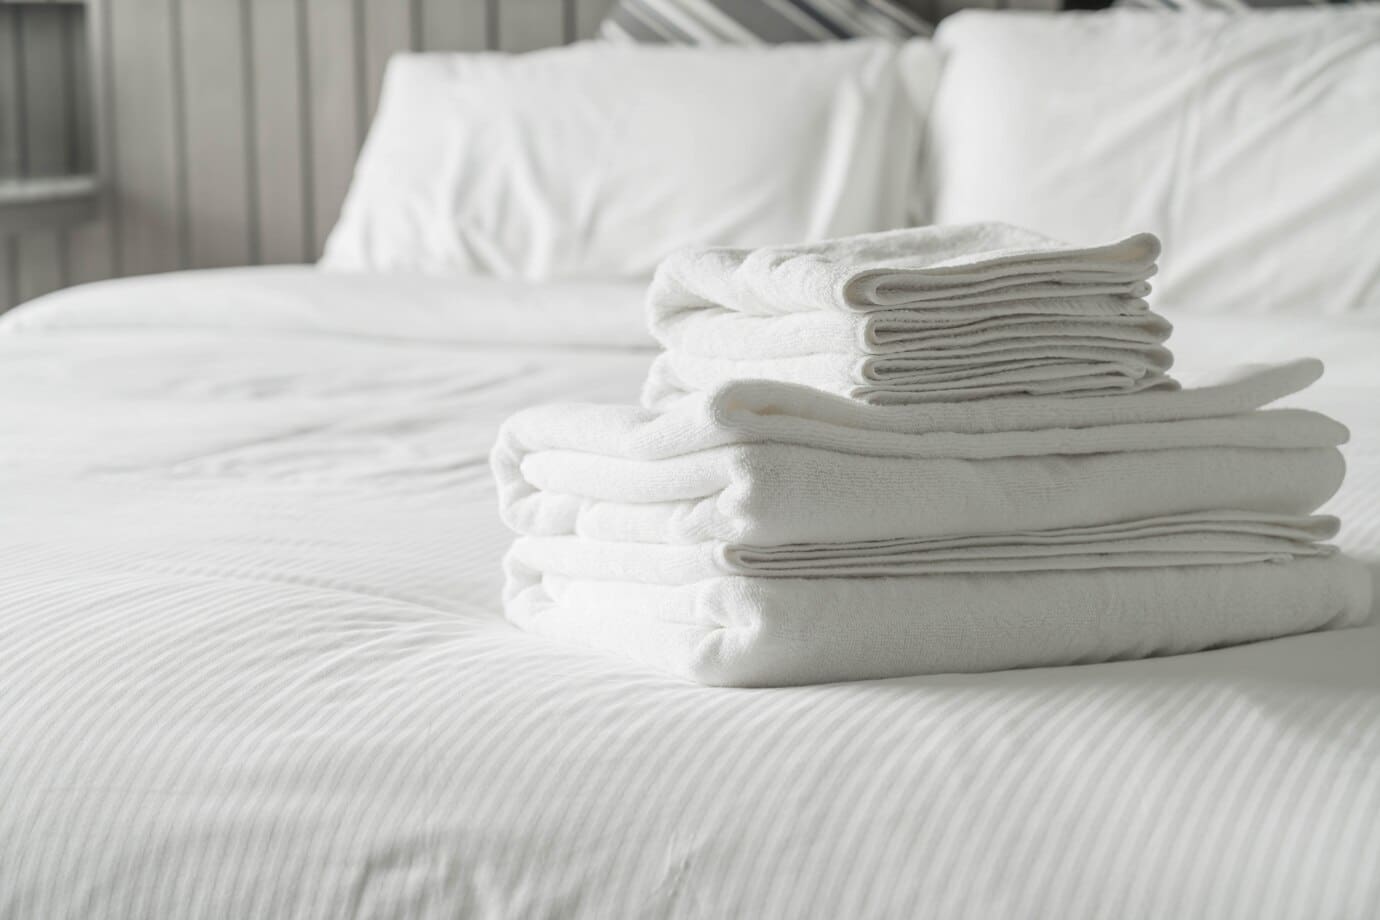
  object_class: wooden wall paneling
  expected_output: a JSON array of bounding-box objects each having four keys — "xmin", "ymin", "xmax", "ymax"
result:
[
  {"xmin": 15, "ymin": 4, "xmax": 71, "ymax": 303},
  {"xmin": 179, "ymin": 0, "xmax": 254, "ymax": 268},
  {"xmin": 304, "ymin": 0, "xmax": 364, "ymax": 257},
  {"xmin": 66, "ymin": 0, "xmax": 119, "ymax": 289},
  {"xmin": 248, "ymin": 0, "xmax": 309, "ymax": 264},
  {"xmin": 498, "ymin": 0, "xmax": 566, "ymax": 52},
  {"xmin": 418, "ymin": 0, "xmax": 487, "ymax": 51},
  {"xmin": 362, "ymin": 0, "xmax": 416, "ymax": 120},
  {"xmin": 109, "ymin": 0, "xmax": 185, "ymax": 277}
]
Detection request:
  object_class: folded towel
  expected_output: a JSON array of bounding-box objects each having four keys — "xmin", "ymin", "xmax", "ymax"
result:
[
  {"xmin": 496, "ymin": 358, "xmax": 1365, "ymax": 686},
  {"xmin": 504, "ymin": 554, "xmax": 1373, "ymax": 686},
  {"xmin": 656, "ymin": 309, "xmax": 1174, "ymax": 359},
  {"xmin": 509, "ymin": 512, "xmax": 1341, "ymax": 584},
  {"xmin": 495, "ymin": 362, "xmax": 1346, "ymax": 546},
  {"xmin": 649, "ymin": 223, "xmax": 1161, "ymax": 318},
  {"xmin": 647, "ymin": 223, "xmax": 1173, "ymax": 403},
  {"xmin": 647, "ymin": 346, "xmax": 1175, "ymax": 405}
]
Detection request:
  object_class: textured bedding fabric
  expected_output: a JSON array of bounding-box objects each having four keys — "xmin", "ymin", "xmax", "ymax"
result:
[{"xmin": 1, "ymin": 267, "xmax": 1378, "ymax": 918}]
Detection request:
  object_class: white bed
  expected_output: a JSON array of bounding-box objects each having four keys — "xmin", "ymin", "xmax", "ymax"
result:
[{"xmin": 1, "ymin": 267, "xmax": 1376, "ymax": 918}]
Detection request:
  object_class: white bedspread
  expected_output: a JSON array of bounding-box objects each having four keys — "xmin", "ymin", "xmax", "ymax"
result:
[{"xmin": 1, "ymin": 267, "xmax": 1377, "ymax": 919}]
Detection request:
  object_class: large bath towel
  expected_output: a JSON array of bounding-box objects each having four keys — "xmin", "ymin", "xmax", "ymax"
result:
[
  {"xmin": 504, "ymin": 554, "xmax": 1372, "ymax": 686},
  {"xmin": 508, "ymin": 512, "xmax": 1342, "ymax": 583},
  {"xmin": 495, "ymin": 362, "xmax": 1347, "ymax": 546}
]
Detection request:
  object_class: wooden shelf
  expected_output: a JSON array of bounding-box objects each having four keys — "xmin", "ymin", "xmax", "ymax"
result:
[{"xmin": 0, "ymin": 175, "xmax": 100, "ymax": 233}]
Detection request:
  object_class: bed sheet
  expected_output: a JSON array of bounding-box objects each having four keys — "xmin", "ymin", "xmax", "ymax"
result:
[{"xmin": 0, "ymin": 268, "xmax": 1376, "ymax": 919}]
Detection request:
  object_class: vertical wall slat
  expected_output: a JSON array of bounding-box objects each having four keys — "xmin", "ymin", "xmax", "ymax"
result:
[
  {"xmin": 0, "ymin": 7, "xmax": 20, "ymax": 313},
  {"xmin": 16, "ymin": 6, "xmax": 71, "ymax": 304},
  {"xmin": 67, "ymin": 0, "xmax": 119, "ymax": 290},
  {"xmin": 248, "ymin": 0, "xmax": 308, "ymax": 264},
  {"xmin": 19, "ymin": 6, "xmax": 70, "ymax": 178},
  {"xmin": 0, "ymin": 241, "xmax": 14, "ymax": 314},
  {"xmin": 362, "ymin": 0, "xmax": 414, "ymax": 120},
  {"xmin": 418, "ymin": 0, "xmax": 487, "ymax": 51},
  {"xmin": 304, "ymin": 0, "xmax": 363, "ymax": 257},
  {"xmin": 499, "ymin": 0, "xmax": 566, "ymax": 52},
  {"xmin": 109, "ymin": 0, "xmax": 183, "ymax": 277},
  {"xmin": 0, "ymin": 9, "xmax": 23, "ymax": 180},
  {"xmin": 178, "ymin": 0, "xmax": 253, "ymax": 268},
  {"xmin": 14, "ymin": 233, "xmax": 62, "ymax": 303},
  {"xmin": 65, "ymin": 10, "xmax": 92, "ymax": 175}
]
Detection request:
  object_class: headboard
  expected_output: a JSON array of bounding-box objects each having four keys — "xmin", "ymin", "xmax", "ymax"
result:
[{"xmin": 0, "ymin": 0, "xmax": 1070, "ymax": 313}]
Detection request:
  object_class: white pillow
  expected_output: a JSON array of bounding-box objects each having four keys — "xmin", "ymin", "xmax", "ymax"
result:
[
  {"xmin": 323, "ymin": 40, "xmax": 938, "ymax": 280},
  {"xmin": 930, "ymin": 9, "xmax": 1380, "ymax": 315}
]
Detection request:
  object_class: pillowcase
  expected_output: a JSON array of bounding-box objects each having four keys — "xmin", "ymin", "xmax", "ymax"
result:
[
  {"xmin": 322, "ymin": 40, "xmax": 938, "ymax": 281},
  {"xmin": 599, "ymin": 0, "xmax": 932, "ymax": 43},
  {"xmin": 929, "ymin": 8, "xmax": 1380, "ymax": 315}
]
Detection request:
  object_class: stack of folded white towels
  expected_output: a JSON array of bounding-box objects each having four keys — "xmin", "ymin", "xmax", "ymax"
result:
[{"xmin": 493, "ymin": 223, "xmax": 1371, "ymax": 687}]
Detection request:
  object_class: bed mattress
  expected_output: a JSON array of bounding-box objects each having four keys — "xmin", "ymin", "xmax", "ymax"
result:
[{"xmin": 1, "ymin": 267, "xmax": 1376, "ymax": 919}]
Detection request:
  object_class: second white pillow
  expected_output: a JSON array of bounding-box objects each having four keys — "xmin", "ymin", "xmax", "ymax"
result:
[{"xmin": 929, "ymin": 8, "xmax": 1380, "ymax": 315}]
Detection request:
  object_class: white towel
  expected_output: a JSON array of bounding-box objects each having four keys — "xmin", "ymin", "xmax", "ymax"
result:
[
  {"xmin": 509, "ymin": 512, "xmax": 1341, "ymax": 584},
  {"xmin": 504, "ymin": 554, "xmax": 1373, "ymax": 687},
  {"xmin": 647, "ymin": 346, "xmax": 1175, "ymax": 405},
  {"xmin": 657, "ymin": 309, "xmax": 1174, "ymax": 359},
  {"xmin": 646, "ymin": 223, "xmax": 1173, "ymax": 402},
  {"xmin": 495, "ymin": 358, "xmax": 1364, "ymax": 686},
  {"xmin": 495, "ymin": 361, "xmax": 1347, "ymax": 546},
  {"xmin": 648, "ymin": 223, "xmax": 1160, "ymax": 319}
]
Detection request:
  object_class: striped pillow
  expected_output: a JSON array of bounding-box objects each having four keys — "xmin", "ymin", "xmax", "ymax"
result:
[{"xmin": 599, "ymin": 0, "xmax": 932, "ymax": 44}]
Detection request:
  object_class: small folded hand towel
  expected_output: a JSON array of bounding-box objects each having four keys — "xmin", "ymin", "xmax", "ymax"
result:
[
  {"xmin": 646, "ymin": 345, "xmax": 1175, "ymax": 405},
  {"xmin": 647, "ymin": 223, "xmax": 1172, "ymax": 403},
  {"xmin": 648, "ymin": 222, "xmax": 1161, "ymax": 319}
]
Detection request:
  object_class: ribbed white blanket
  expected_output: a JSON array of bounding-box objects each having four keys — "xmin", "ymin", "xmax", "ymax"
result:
[
  {"xmin": 647, "ymin": 223, "xmax": 1174, "ymax": 402},
  {"xmin": 505, "ymin": 555, "xmax": 1372, "ymax": 687},
  {"xmin": 496, "ymin": 361, "xmax": 1346, "ymax": 546}
]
